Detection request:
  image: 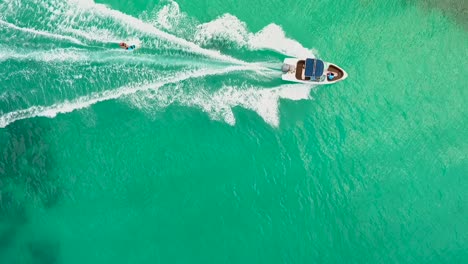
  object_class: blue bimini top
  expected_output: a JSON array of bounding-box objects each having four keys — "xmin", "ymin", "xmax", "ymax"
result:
[{"xmin": 304, "ymin": 59, "xmax": 324, "ymax": 78}]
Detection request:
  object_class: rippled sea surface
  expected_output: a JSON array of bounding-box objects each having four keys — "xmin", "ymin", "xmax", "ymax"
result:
[{"xmin": 0, "ymin": 0, "xmax": 467, "ymax": 263}]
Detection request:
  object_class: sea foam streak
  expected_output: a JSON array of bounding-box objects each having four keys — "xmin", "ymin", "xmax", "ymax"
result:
[
  {"xmin": 132, "ymin": 1, "xmax": 317, "ymax": 126},
  {"xmin": 194, "ymin": 15, "xmax": 315, "ymax": 58},
  {"xmin": 0, "ymin": 48, "xmax": 87, "ymax": 62},
  {"xmin": 58, "ymin": 27, "xmax": 123, "ymax": 44},
  {"xmin": 0, "ymin": 66, "xmax": 257, "ymax": 128},
  {"xmin": 0, "ymin": 0, "xmax": 317, "ymax": 128},
  {"xmin": 0, "ymin": 48, "xmax": 217, "ymax": 67},
  {"xmin": 0, "ymin": 19, "xmax": 85, "ymax": 45},
  {"xmin": 66, "ymin": 0, "xmax": 246, "ymax": 65},
  {"xmin": 151, "ymin": 1, "xmax": 315, "ymax": 58},
  {"xmin": 129, "ymin": 82, "xmax": 313, "ymax": 127}
]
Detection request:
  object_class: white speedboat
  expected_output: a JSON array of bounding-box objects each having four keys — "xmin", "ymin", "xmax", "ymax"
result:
[{"xmin": 281, "ymin": 58, "xmax": 348, "ymax": 84}]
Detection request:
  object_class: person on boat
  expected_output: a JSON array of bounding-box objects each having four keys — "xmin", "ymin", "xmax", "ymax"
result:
[{"xmin": 327, "ymin": 72, "xmax": 335, "ymax": 81}]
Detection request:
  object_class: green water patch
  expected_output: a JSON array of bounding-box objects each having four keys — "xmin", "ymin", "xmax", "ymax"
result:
[
  {"xmin": 22, "ymin": 102, "xmax": 319, "ymax": 263},
  {"xmin": 416, "ymin": 0, "xmax": 468, "ymax": 29},
  {"xmin": 27, "ymin": 239, "xmax": 61, "ymax": 264},
  {"xmin": 0, "ymin": 119, "xmax": 62, "ymax": 263},
  {"xmin": 0, "ymin": 121, "xmax": 58, "ymax": 208}
]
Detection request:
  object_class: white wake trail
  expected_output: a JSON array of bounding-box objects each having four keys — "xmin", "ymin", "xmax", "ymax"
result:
[
  {"xmin": 130, "ymin": 82, "xmax": 314, "ymax": 127},
  {"xmin": 0, "ymin": 47, "xmax": 213, "ymax": 67},
  {"xmin": 0, "ymin": 48, "xmax": 87, "ymax": 62},
  {"xmin": 0, "ymin": 19, "xmax": 85, "ymax": 45},
  {"xmin": 67, "ymin": 0, "xmax": 247, "ymax": 65},
  {"xmin": 0, "ymin": 65, "xmax": 260, "ymax": 128},
  {"xmin": 193, "ymin": 14, "xmax": 315, "ymax": 58}
]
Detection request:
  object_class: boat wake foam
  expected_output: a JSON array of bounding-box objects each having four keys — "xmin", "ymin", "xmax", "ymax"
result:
[
  {"xmin": 0, "ymin": 19, "xmax": 85, "ymax": 45},
  {"xmin": 0, "ymin": 0, "xmax": 317, "ymax": 128},
  {"xmin": 194, "ymin": 14, "xmax": 315, "ymax": 58},
  {"xmin": 145, "ymin": 0, "xmax": 315, "ymax": 58},
  {"xmin": 128, "ymin": 82, "xmax": 313, "ymax": 127},
  {"xmin": 0, "ymin": 66, "xmax": 261, "ymax": 128}
]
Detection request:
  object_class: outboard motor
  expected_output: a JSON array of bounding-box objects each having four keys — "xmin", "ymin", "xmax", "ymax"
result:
[{"xmin": 282, "ymin": 64, "xmax": 294, "ymax": 73}]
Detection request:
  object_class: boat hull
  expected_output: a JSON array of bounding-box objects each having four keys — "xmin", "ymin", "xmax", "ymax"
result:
[{"xmin": 281, "ymin": 58, "xmax": 348, "ymax": 85}]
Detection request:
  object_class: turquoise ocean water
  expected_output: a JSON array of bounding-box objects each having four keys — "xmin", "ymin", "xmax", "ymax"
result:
[{"xmin": 1, "ymin": 0, "xmax": 467, "ymax": 263}]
